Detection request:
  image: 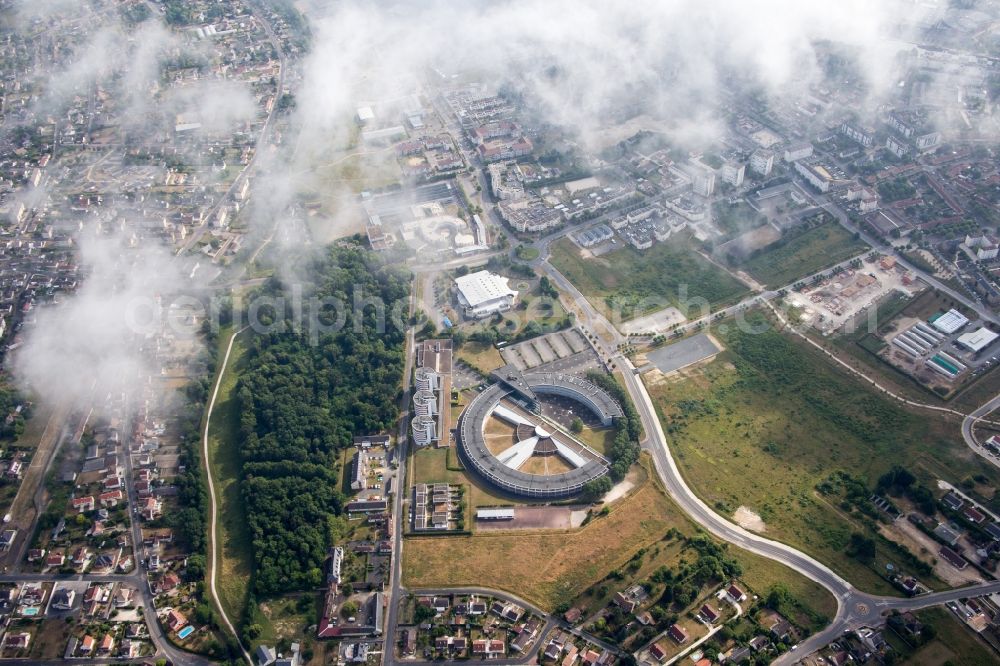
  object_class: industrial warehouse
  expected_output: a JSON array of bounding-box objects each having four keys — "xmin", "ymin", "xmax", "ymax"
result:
[
  {"xmin": 878, "ymin": 302, "xmax": 1000, "ymax": 396},
  {"xmin": 457, "ymin": 365, "xmax": 623, "ymax": 498}
]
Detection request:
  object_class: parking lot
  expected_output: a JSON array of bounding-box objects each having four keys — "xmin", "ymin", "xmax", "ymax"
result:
[{"xmin": 642, "ymin": 332, "xmax": 722, "ymax": 375}]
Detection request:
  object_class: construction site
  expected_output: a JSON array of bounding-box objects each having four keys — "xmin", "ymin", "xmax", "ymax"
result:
[{"xmin": 785, "ymin": 256, "xmax": 924, "ymax": 334}]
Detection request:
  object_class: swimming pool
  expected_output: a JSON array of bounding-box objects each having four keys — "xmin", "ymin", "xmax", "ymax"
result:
[
  {"xmin": 178, "ymin": 625, "xmax": 194, "ymax": 639},
  {"xmin": 21, "ymin": 607, "xmax": 38, "ymax": 616}
]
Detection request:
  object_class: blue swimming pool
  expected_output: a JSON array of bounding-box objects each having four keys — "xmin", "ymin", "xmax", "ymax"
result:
[
  {"xmin": 178, "ymin": 625, "xmax": 194, "ymax": 639},
  {"xmin": 21, "ymin": 607, "xmax": 38, "ymax": 616}
]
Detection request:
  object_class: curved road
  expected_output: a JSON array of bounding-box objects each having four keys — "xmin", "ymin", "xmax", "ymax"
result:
[{"xmin": 526, "ymin": 245, "xmax": 1000, "ymax": 662}]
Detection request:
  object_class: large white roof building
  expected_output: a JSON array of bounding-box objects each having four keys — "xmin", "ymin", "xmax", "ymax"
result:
[
  {"xmin": 455, "ymin": 270, "xmax": 518, "ymax": 318},
  {"xmin": 957, "ymin": 327, "xmax": 999, "ymax": 353},
  {"xmin": 931, "ymin": 309, "xmax": 969, "ymax": 335}
]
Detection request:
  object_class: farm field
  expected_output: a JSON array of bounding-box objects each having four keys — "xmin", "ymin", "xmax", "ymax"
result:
[
  {"xmin": 644, "ymin": 320, "xmax": 1000, "ymax": 594},
  {"xmin": 739, "ymin": 221, "xmax": 869, "ymax": 286},
  {"xmin": 549, "ymin": 236, "xmax": 749, "ymax": 319},
  {"xmin": 402, "ymin": 458, "xmax": 836, "ymax": 624}
]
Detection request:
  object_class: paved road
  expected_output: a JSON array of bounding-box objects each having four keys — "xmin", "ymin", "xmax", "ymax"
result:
[
  {"xmin": 526, "ymin": 243, "xmax": 1000, "ymax": 663},
  {"xmin": 382, "ymin": 286, "xmax": 416, "ymax": 666},
  {"xmin": 962, "ymin": 394, "xmax": 1000, "ymax": 464}
]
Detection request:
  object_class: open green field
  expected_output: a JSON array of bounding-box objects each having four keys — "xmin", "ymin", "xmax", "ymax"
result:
[
  {"xmin": 403, "ymin": 458, "xmax": 835, "ymax": 623},
  {"xmin": 204, "ymin": 326, "xmax": 257, "ymax": 640},
  {"xmin": 901, "ymin": 608, "xmax": 995, "ymax": 665},
  {"xmin": 740, "ymin": 221, "xmax": 869, "ymax": 286},
  {"xmin": 549, "ymin": 236, "xmax": 749, "ymax": 319},
  {"xmin": 575, "ymin": 425, "xmax": 616, "ymax": 455},
  {"xmin": 645, "ymin": 320, "xmax": 1000, "ymax": 594},
  {"xmin": 455, "ymin": 341, "xmax": 503, "ymax": 374}
]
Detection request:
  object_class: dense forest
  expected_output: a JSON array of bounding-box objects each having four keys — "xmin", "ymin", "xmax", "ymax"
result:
[{"xmin": 237, "ymin": 244, "xmax": 410, "ymax": 595}]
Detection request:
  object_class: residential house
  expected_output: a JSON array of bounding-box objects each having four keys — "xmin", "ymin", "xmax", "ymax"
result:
[
  {"xmin": 699, "ymin": 604, "xmax": 720, "ymax": 624},
  {"xmin": 726, "ymin": 646, "xmax": 751, "ymax": 664},
  {"xmin": 71, "ymin": 546, "xmax": 90, "ymax": 567},
  {"xmin": 51, "ymin": 588, "xmax": 75, "ymax": 611},
  {"xmin": 140, "ymin": 497, "xmax": 162, "ymax": 521},
  {"xmin": 964, "ymin": 506, "xmax": 986, "ymax": 524},
  {"xmin": 167, "ymin": 609, "xmax": 187, "ymax": 632},
  {"xmin": 942, "ymin": 491, "xmax": 964, "ymax": 511},
  {"xmin": 511, "ymin": 617, "xmax": 541, "ymax": 652},
  {"xmin": 472, "ymin": 639, "xmax": 505, "ymax": 656},
  {"xmin": 71, "ymin": 496, "xmax": 95, "ymax": 513},
  {"xmin": 939, "ymin": 546, "xmax": 968, "ymax": 569},
  {"xmin": 726, "ymin": 583, "xmax": 746, "ymax": 603},
  {"xmin": 114, "ymin": 586, "xmax": 134, "ymax": 607},
  {"xmin": 770, "ymin": 618, "xmax": 793, "ymax": 642},
  {"xmin": 99, "ymin": 490, "xmax": 124, "ymax": 508},
  {"xmin": 544, "ymin": 639, "xmax": 564, "ymax": 661},
  {"xmin": 78, "ymin": 635, "xmax": 96, "ymax": 655},
  {"xmin": 668, "ymin": 624, "xmax": 688, "ymax": 644}
]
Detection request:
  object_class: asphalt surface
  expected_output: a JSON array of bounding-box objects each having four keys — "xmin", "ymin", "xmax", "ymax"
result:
[{"xmin": 962, "ymin": 393, "xmax": 1000, "ymax": 466}]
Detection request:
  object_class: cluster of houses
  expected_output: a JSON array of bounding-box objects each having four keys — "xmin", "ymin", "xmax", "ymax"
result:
[
  {"xmin": 925, "ymin": 488, "xmax": 1000, "ymax": 574},
  {"xmin": 399, "ymin": 594, "xmax": 544, "ymax": 660},
  {"xmin": 0, "ymin": 580, "xmax": 147, "ymax": 660},
  {"xmin": 412, "ymin": 482, "xmax": 460, "ymax": 531}
]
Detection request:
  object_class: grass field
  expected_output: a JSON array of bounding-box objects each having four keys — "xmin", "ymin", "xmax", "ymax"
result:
[
  {"xmin": 455, "ymin": 341, "xmax": 503, "ymax": 374},
  {"xmin": 902, "ymin": 608, "xmax": 996, "ymax": 665},
  {"xmin": 204, "ymin": 326, "xmax": 257, "ymax": 639},
  {"xmin": 740, "ymin": 221, "xmax": 869, "ymax": 287},
  {"xmin": 644, "ymin": 321, "xmax": 1000, "ymax": 594},
  {"xmin": 403, "ymin": 457, "xmax": 836, "ymax": 622},
  {"xmin": 549, "ymin": 236, "xmax": 749, "ymax": 319},
  {"xmin": 576, "ymin": 425, "xmax": 616, "ymax": 455}
]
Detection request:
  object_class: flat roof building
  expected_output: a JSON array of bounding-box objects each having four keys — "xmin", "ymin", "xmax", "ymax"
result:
[
  {"xmin": 931, "ymin": 309, "xmax": 970, "ymax": 335},
  {"xmin": 957, "ymin": 327, "xmax": 999, "ymax": 353},
  {"xmin": 476, "ymin": 508, "xmax": 515, "ymax": 520},
  {"xmin": 350, "ymin": 452, "xmax": 367, "ymax": 491},
  {"xmin": 455, "ymin": 271, "xmax": 518, "ymax": 319}
]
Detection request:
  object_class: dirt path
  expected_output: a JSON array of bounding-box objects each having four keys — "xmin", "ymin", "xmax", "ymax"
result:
[{"xmin": 202, "ymin": 326, "xmax": 252, "ymax": 665}]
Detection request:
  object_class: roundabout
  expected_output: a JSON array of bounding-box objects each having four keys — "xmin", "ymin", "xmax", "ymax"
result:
[{"xmin": 457, "ymin": 365, "xmax": 624, "ymax": 498}]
